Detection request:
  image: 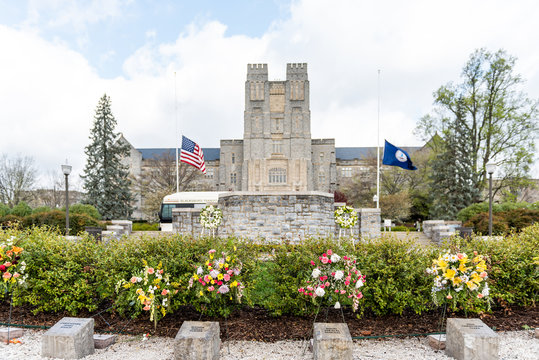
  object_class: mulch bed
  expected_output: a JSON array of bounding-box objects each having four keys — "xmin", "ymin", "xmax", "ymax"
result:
[{"xmin": 1, "ymin": 303, "xmax": 537, "ymax": 341}]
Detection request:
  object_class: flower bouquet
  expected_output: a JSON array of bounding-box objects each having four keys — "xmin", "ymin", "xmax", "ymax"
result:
[
  {"xmin": 426, "ymin": 251, "xmax": 491, "ymax": 311},
  {"xmin": 188, "ymin": 248, "xmax": 244, "ymax": 317},
  {"xmin": 200, "ymin": 205, "xmax": 223, "ymax": 237},
  {"xmin": 334, "ymin": 206, "xmax": 358, "ymax": 240},
  {"xmin": 115, "ymin": 260, "xmax": 179, "ymax": 329},
  {"xmin": 298, "ymin": 249, "xmax": 365, "ymax": 312},
  {"xmin": 0, "ymin": 236, "xmax": 27, "ymax": 296}
]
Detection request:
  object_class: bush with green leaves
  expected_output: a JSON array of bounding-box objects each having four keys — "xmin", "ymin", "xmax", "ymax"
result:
[
  {"xmin": 0, "ymin": 204, "xmax": 11, "ymax": 217},
  {"xmin": 1, "ymin": 225, "xmax": 536, "ymax": 319},
  {"xmin": 11, "ymin": 202, "xmax": 32, "ymax": 217},
  {"xmin": 69, "ymin": 203, "xmax": 101, "ymax": 220},
  {"xmin": 132, "ymin": 222, "xmax": 159, "ymax": 231},
  {"xmin": 457, "ymin": 201, "xmax": 539, "ymax": 222},
  {"xmin": 33, "ymin": 206, "xmax": 52, "ymax": 214},
  {"xmin": 464, "ymin": 209, "xmax": 539, "ymax": 235},
  {"xmin": 23, "ymin": 210, "xmax": 99, "ymax": 234}
]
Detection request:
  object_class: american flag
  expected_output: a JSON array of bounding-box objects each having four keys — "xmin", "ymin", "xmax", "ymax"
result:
[{"xmin": 180, "ymin": 136, "xmax": 206, "ymax": 174}]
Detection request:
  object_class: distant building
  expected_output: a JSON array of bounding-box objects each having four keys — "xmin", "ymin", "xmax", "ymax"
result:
[{"xmin": 123, "ymin": 64, "xmax": 422, "ymax": 219}]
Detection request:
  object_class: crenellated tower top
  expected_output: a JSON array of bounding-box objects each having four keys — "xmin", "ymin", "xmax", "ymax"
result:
[
  {"xmin": 286, "ymin": 63, "xmax": 308, "ymax": 80},
  {"xmin": 246, "ymin": 64, "xmax": 268, "ymax": 81}
]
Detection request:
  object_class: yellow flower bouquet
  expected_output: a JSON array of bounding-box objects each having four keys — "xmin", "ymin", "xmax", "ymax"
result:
[
  {"xmin": 426, "ymin": 250, "xmax": 491, "ymax": 311},
  {"xmin": 115, "ymin": 260, "xmax": 180, "ymax": 329}
]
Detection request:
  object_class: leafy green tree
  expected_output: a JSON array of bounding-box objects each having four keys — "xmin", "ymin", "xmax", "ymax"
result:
[
  {"xmin": 429, "ymin": 98, "xmax": 480, "ymax": 219},
  {"xmin": 416, "ymin": 49, "xmax": 538, "ymax": 199},
  {"xmin": 81, "ymin": 94, "xmax": 133, "ymax": 219}
]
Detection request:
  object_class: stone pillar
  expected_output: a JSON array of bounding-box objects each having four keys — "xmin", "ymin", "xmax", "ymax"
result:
[{"xmin": 359, "ymin": 208, "xmax": 381, "ymax": 239}]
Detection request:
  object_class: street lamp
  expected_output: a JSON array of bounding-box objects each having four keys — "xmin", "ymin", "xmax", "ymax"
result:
[
  {"xmin": 62, "ymin": 162, "xmax": 72, "ymax": 236},
  {"xmin": 486, "ymin": 163, "xmax": 497, "ymax": 236}
]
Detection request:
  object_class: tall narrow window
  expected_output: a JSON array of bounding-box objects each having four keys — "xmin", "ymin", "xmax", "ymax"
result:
[
  {"xmin": 230, "ymin": 172, "xmax": 237, "ymax": 184},
  {"xmin": 319, "ymin": 170, "xmax": 326, "ymax": 185},
  {"xmin": 269, "ymin": 168, "xmax": 286, "ymax": 184},
  {"xmin": 272, "ymin": 140, "xmax": 282, "ymax": 154},
  {"xmin": 231, "ymin": 153, "xmax": 235, "ymax": 164}
]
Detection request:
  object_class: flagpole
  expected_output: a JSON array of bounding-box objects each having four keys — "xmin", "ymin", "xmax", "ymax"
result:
[
  {"xmin": 376, "ymin": 69, "xmax": 380, "ymax": 209},
  {"xmin": 175, "ymin": 71, "xmax": 179, "ymax": 193}
]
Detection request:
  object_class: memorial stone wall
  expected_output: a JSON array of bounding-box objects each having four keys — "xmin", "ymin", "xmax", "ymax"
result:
[{"xmin": 172, "ymin": 192, "xmax": 381, "ymax": 242}]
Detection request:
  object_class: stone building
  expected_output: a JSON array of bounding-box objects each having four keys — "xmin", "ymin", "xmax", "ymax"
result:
[{"xmin": 123, "ymin": 63, "xmax": 421, "ymax": 219}]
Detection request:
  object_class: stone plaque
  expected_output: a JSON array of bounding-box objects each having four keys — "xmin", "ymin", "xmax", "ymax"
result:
[
  {"xmin": 42, "ymin": 317, "xmax": 95, "ymax": 359},
  {"xmin": 174, "ymin": 321, "xmax": 220, "ymax": 360},
  {"xmin": 313, "ymin": 323, "xmax": 352, "ymax": 360},
  {"xmin": 445, "ymin": 318, "xmax": 499, "ymax": 360},
  {"xmin": 93, "ymin": 334, "xmax": 116, "ymax": 349}
]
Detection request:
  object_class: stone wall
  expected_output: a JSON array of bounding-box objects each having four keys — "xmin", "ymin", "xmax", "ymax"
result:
[
  {"xmin": 218, "ymin": 192, "xmax": 334, "ymax": 242},
  {"xmin": 359, "ymin": 208, "xmax": 381, "ymax": 239},
  {"xmin": 171, "ymin": 192, "xmax": 382, "ymax": 242}
]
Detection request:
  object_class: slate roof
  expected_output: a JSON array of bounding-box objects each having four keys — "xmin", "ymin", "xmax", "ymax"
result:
[
  {"xmin": 138, "ymin": 148, "xmax": 221, "ymax": 161},
  {"xmin": 137, "ymin": 146, "xmax": 422, "ymax": 162}
]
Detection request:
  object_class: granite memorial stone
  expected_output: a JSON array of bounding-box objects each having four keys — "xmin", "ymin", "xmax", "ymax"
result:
[
  {"xmin": 174, "ymin": 321, "xmax": 220, "ymax": 360},
  {"xmin": 445, "ymin": 318, "xmax": 499, "ymax": 360},
  {"xmin": 42, "ymin": 317, "xmax": 95, "ymax": 359},
  {"xmin": 313, "ymin": 323, "xmax": 353, "ymax": 360}
]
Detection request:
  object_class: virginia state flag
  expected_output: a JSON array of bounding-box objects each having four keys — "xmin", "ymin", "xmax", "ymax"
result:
[{"xmin": 382, "ymin": 140, "xmax": 417, "ymax": 170}]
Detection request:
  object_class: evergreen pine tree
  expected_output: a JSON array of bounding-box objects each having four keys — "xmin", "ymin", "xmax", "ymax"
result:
[
  {"xmin": 430, "ymin": 98, "xmax": 479, "ymax": 219},
  {"xmin": 81, "ymin": 94, "xmax": 133, "ymax": 219}
]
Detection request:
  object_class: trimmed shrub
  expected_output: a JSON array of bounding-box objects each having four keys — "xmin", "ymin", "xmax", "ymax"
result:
[
  {"xmin": 69, "ymin": 203, "xmax": 101, "ymax": 220},
  {"xmin": 464, "ymin": 209, "xmax": 539, "ymax": 234},
  {"xmin": 33, "ymin": 206, "xmax": 52, "ymax": 214},
  {"xmin": 11, "ymin": 201, "xmax": 32, "ymax": 217},
  {"xmin": 465, "ymin": 213, "xmax": 509, "ymax": 235},
  {"xmin": 1, "ymin": 225, "xmax": 536, "ymax": 318},
  {"xmin": 23, "ymin": 210, "xmax": 99, "ymax": 234},
  {"xmin": 458, "ymin": 201, "xmax": 539, "ymax": 222},
  {"xmin": 132, "ymin": 222, "xmax": 159, "ymax": 231}
]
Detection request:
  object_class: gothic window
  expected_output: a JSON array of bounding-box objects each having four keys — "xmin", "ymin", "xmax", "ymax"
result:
[
  {"xmin": 320, "ymin": 152, "xmax": 324, "ymax": 162},
  {"xmin": 272, "ymin": 117, "xmax": 283, "ymax": 133},
  {"xmin": 250, "ymin": 81, "xmax": 264, "ymax": 101},
  {"xmin": 319, "ymin": 170, "xmax": 326, "ymax": 185},
  {"xmin": 272, "ymin": 140, "xmax": 282, "ymax": 154},
  {"xmin": 230, "ymin": 172, "xmax": 237, "ymax": 184},
  {"xmin": 206, "ymin": 168, "xmax": 214, "ymax": 179},
  {"xmin": 341, "ymin": 167, "xmax": 352, "ymax": 178},
  {"xmin": 269, "ymin": 168, "xmax": 286, "ymax": 184},
  {"xmin": 231, "ymin": 153, "xmax": 235, "ymax": 164},
  {"xmin": 290, "ymin": 81, "xmax": 304, "ymax": 100}
]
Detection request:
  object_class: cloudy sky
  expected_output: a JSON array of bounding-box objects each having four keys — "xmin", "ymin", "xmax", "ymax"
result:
[{"xmin": 1, "ymin": 0, "xmax": 538, "ymax": 189}]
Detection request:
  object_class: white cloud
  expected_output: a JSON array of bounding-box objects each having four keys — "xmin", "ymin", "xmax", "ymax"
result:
[{"xmin": 1, "ymin": 0, "xmax": 539, "ymax": 188}]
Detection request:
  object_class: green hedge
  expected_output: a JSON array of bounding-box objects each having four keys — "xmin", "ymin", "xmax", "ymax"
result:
[
  {"xmin": 464, "ymin": 208, "xmax": 539, "ymax": 235},
  {"xmin": 1, "ymin": 225, "xmax": 537, "ymax": 318}
]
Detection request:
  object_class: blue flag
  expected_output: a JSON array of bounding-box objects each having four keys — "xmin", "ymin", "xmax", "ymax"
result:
[{"xmin": 382, "ymin": 140, "xmax": 417, "ymax": 170}]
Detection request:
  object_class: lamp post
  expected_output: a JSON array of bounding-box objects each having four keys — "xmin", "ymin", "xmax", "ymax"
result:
[
  {"xmin": 62, "ymin": 162, "xmax": 72, "ymax": 236},
  {"xmin": 486, "ymin": 163, "xmax": 497, "ymax": 236}
]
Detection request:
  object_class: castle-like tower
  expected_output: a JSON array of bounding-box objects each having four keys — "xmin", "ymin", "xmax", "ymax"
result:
[
  {"xmin": 240, "ymin": 63, "xmax": 312, "ymax": 191},
  {"xmin": 217, "ymin": 63, "xmax": 335, "ymax": 192}
]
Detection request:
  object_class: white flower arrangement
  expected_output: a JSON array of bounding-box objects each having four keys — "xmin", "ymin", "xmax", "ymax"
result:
[
  {"xmin": 334, "ymin": 205, "xmax": 358, "ymax": 229},
  {"xmin": 200, "ymin": 205, "xmax": 223, "ymax": 229}
]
